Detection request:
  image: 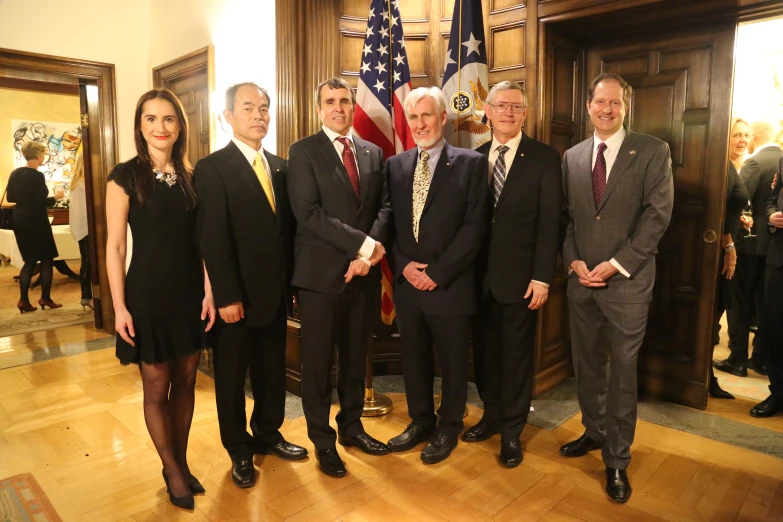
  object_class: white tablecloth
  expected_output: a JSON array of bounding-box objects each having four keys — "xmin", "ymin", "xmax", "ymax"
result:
[{"xmin": 0, "ymin": 225, "xmax": 81, "ymax": 268}]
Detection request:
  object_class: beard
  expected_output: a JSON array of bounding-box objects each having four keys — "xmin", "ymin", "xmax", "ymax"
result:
[{"xmin": 412, "ymin": 129, "xmax": 443, "ymax": 149}]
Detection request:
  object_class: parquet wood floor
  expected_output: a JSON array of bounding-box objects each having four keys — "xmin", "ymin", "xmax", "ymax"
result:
[{"xmin": 0, "ymin": 348, "xmax": 781, "ymax": 521}]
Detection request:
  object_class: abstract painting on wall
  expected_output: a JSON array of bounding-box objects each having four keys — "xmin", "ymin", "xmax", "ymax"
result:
[{"xmin": 12, "ymin": 120, "xmax": 82, "ymax": 182}]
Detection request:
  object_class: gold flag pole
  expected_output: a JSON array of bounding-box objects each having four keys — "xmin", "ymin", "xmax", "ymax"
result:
[{"xmin": 363, "ymin": 0, "xmax": 395, "ymax": 417}]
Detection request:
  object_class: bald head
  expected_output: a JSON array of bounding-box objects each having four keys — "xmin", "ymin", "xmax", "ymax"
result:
[{"xmin": 750, "ymin": 120, "xmax": 777, "ymax": 152}]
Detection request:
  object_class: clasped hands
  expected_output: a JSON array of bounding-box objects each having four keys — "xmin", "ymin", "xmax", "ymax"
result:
[
  {"xmin": 571, "ymin": 260, "xmax": 618, "ymax": 288},
  {"xmin": 403, "ymin": 261, "xmax": 438, "ymax": 291},
  {"xmin": 344, "ymin": 241, "xmax": 386, "ymax": 282}
]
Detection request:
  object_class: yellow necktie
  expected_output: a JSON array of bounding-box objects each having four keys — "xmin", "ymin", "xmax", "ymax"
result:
[{"xmin": 253, "ymin": 152, "xmax": 276, "ymax": 213}]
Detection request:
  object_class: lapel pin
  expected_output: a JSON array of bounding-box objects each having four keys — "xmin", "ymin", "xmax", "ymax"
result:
[
  {"xmin": 446, "ymin": 162, "xmax": 450, "ymax": 166},
  {"xmin": 629, "ymin": 150, "xmax": 636, "ymax": 155},
  {"xmin": 365, "ymin": 150, "xmax": 369, "ymax": 154},
  {"xmin": 520, "ymin": 153, "xmax": 524, "ymax": 157}
]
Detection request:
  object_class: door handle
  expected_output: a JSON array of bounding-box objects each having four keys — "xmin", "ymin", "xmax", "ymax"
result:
[{"xmin": 703, "ymin": 230, "xmax": 717, "ymax": 243}]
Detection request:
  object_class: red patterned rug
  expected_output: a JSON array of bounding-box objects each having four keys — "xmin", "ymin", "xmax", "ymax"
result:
[{"xmin": 0, "ymin": 474, "xmax": 61, "ymax": 522}]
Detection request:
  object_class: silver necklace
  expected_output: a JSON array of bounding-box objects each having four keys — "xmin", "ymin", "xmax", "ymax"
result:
[{"xmin": 153, "ymin": 167, "xmax": 178, "ymax": 187}]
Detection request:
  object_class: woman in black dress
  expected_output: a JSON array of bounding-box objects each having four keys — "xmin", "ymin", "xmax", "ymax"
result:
[
  {"xmin": 710, "ymin": 160, "xmax": 749, "ymax": 399},
  {"xmin": 105, "ymin": 89, "xmax": 215, "ymax": 510},
  {"xmin": 6, "ymin": 140, "xmax": 65, "ymax": 312}
]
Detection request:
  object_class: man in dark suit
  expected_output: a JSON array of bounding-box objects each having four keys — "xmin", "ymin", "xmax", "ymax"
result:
[
  {"xmin": 755, "ymin": 155, "xmax": 783, "ymax": 418},
  {"xmin": 560, "ymin": 73, "xmax": 674, "ymax": 503},
  {"xmin": 384, "ymin": 86, "xmax": 488, "ymax": 464},
  {"xmin": 719, "ymin": 121, "xmax": 782, "ymax": 377},
  {"xmin": 195, "ymin": 83, "xmax": 306, "ymax": 489},
  {"xmin": 287, "ymin": 77, "xmax": 391, "ymax": 478},
  {"xmin": 462, "ymin": 81, "xmax": 561, "ymax": 468}
]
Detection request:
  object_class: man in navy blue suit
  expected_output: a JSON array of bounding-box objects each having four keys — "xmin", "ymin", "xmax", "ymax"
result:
[{"xmin": 384, "ymin": 86, "xmax": 488, "ymax": 464}]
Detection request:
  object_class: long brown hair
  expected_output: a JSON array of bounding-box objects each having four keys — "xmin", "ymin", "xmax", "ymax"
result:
[{"xmin": 132, "ymin": 89, "xmax": 197, "ymax": 207}]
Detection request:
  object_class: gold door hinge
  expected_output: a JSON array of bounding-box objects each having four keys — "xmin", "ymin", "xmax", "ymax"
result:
[{"xmin": 81, "ymin": 113, "xmax": 89, "ymax": 128}]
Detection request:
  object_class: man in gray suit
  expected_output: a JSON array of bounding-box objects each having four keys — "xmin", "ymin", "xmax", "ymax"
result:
[{"xmin": 559, "ymin": 73, "xmax": 674, "ymax": 504}]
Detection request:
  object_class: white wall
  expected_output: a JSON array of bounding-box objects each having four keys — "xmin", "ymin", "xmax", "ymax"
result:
[
  {"xmin": 0, "ymin": 0, "xmax": 277, "ymax": 161},
  {"xmin": 0, "ymin": 0, "xmax": 151, "ymax": 162},
  {"xmin": 149, "ymin": 0, "xmax": 278, "ymax": 152}
]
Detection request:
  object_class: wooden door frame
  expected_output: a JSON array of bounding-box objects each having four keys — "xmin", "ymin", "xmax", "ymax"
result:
[
  {"xmin": 152, "ymin": 46, "xmax": 216, "ymax": 153},
  {"xmin": 0, "ymin": 47, "xmax": 119, "ymax": 333},
  {"xmin": 534, "ymin": 5, "xmax": 742, "ymax": 407}
]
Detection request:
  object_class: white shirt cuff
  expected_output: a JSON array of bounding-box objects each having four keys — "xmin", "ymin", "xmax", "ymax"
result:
[
  {"xmin": 531, "ymin": 280, "xmax": 550, "ymax": 288},
  {"xmin": 358, "ymin": 236, "xmax": 376, "ymax": 259},
  {"xmin": 610, "ymin": 258, "xmax": 630, "ymax": 278}
]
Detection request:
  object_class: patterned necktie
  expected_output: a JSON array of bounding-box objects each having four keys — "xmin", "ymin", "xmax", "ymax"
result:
[
  {"xmin": 592, "ymin": 142, "xmax": 608, "ymax": 208},
  {"xmin": 491, "ymin": 145, "xmax": 510, "ymax": 205},
  {"xmin": 337, "ymin": 137, "xmax": 360, "ymax": 199},
  {"xmin": 253, "ymin": 152, "xmax": 276, "ymax": 213},
  {"xmin": 411, "ymin": 151, "xmax": 431, "ymax": 242}
]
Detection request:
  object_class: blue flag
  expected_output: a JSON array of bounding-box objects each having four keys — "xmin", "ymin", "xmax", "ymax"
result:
[{"xmin": 441, "ymin": 0, "xmax": 491, "ymax": 150}]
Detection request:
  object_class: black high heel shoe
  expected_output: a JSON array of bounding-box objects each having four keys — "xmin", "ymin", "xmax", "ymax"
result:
[
  {"xmin": 163, "ymin": 469, "xmax": 205, "ymax": 495},
  {"xmin": 162, "ymin": 470, "xmax": 195, "ymax": 510}
]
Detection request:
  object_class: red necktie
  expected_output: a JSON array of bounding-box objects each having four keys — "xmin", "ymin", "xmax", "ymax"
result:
[
  {"xmin": 593, "ymin": 142, "xmax": 608, "ymax": 207},
  {"xmin": 337, "ymin": 137, "xmax": 360, "ymax": 200}
]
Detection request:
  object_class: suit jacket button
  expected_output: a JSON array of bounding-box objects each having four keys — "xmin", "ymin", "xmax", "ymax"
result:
[{"xmin": 596, "ymin": 216, "xmax": 601, "ymax": 221}]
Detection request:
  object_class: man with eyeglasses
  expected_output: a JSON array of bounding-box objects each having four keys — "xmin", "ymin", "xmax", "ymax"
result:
[{"xmin": 463, "ymin": 81, "xmax": 561, "ymax": 468}]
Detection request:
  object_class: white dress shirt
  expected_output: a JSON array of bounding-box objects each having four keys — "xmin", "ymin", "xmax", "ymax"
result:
[
  {"xmin": 592, "ymin": 127, "xmax": 630, "ymax": 278},
  {"xmin": 232, "ymin": 137, "xmax": 276, "ymax": 207},
  {"xmin": 488, "ymin": 132, "xmax": 548, "ymax": 288},
  {"xmin": 320, "ymin": 126, "xmax": 375, "ymax": 262}
]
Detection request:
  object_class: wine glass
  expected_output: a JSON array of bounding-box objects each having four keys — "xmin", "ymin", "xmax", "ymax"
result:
[{"xmin": 742, "ymin": 209, "xmax": 756, "ymax": 238}]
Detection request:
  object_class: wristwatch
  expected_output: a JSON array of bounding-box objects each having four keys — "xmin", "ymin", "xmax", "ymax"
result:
[{"xmin": 723, "ymin": 243, "xmax": 735, "ymax": 252}]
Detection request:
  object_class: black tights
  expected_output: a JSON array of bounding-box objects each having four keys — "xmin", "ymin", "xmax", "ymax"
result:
[
  {"xmin": 140, "ymin": 351, "xmax": 201, "ymax": 498},
  {"xmin": 19, "ymin": 259, "xmax": 53, "ymax": 304}
]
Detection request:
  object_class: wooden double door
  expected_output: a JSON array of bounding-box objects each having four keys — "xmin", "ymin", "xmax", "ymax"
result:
[{"xmin": 545, "ymin": 23, "xmax": 736, "ymax": 409}]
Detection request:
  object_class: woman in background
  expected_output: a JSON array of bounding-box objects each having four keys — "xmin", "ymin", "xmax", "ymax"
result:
[
  {"xmin": 105, "ymin": 89, "xmax": 215, "ymax": 510},
  {"xmin": 7, "ymin": 140, "xmax": 65, "ymax": 312},
  {"xmin": 729, "ymin": 118, "xmax": 750, "ymax": 172},
  {"xmin": 69, "ymin": 147, "xmax": 93, "ymax": 311}
]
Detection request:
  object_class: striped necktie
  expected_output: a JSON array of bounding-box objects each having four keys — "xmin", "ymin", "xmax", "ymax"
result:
[{"xmin": 491, "ymin": 145, "xmax": 510, "ymax": 205}]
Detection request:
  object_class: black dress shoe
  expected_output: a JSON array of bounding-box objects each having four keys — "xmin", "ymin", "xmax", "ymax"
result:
[
  {"xmin": 750, "ymin": 395, "xmax": 782, "ymax": 418},
  {"xmin": 338, "ymin": 432, "xmax": 390, "ymax": 455},
  {"xmin": 559, "ymin": 433, "xmax": 604, "ymax": 457},
  {"xmin": 750, "ymin": 360, "xmax": 768, "ymax": 376},
  {"xmin": 420, "ymin": 433, "xmax": 458, "ymax": 464},
  {"xmin": 462, "ymin": 420, "xmax": 498, "ymax": 442},
  {"xmin": 256, "ymin": 440, "xmax": 308, "ymax": 461},
  {"xmin": 712, "ymin": 359, "xmax": 747, "ymax": 377},
  {"xmin": 499, "ymin": 438, "xmax": 522, "ymax": 468},
  {"xmin": 708, "ymin": 378, "xmax": 735, "ymax": 400},
  {"xmin": 316, "ymin": 448, "xmax": 347, "ymax": 478},
  {"xmin": 231, "ymin": 459, "xmax": 256, "ymax": 488},
  {"xmin": 388, "ymin": 423, "xmax": 435, "ymax": 452},
  {"xmin": 605, "ymin": 467, "xmax": 631, "ymax": 503}
]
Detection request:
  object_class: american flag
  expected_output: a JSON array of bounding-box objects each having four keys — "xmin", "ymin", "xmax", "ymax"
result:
[{"xmin": 353, "ymin": 0, "xmax": 415, "ymax": 325}]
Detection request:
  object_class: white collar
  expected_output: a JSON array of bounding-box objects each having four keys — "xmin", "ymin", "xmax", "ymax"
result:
[
  {"xmin": 594, "ymin": 127, "xmax": 627, "ymax": 151},
  {"xmin": 322, "ymin": 125, "xmax": 354, "ymax": 145},
  {"xmin": 232, "ymin": 137, "xmax": 263, "ymax": 165},
  {"xmin": 491, "ymin": 131, "xmax": 523, "ymax": 153}
]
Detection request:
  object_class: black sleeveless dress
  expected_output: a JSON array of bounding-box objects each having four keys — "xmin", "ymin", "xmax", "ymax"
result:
[{"xmin": 108, "ymin": 158, "xmax": 204, "ymax": 365}]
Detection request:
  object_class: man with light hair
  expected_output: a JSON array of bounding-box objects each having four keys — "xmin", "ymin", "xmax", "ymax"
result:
[
  {"xmin": 463, "ymin": 81, "xmax": 561, "ymax": 468},
  {"xmin": 719, "ymin": 120, "xmax": 782, "ymax": 378},
  {"xmin": 384, "ymin": 85, "xmax": 488, "ymax": 464}
]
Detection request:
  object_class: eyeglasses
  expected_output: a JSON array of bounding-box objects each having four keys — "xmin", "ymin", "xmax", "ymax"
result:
[{"xmin": 489, "ymin": 103, "xmax": 526, "ymax": 114}]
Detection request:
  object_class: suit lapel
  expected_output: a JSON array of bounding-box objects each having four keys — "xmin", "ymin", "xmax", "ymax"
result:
[
  {"xmin": 316, "ymin": 131, "xmax": 358, "ymax": 204},
  {"xmin": 597, "ymin": 130, "xmax": 639, "ymax": 212},
  {"xmin": 494, "ymin": 134, "xmax": 527, "ymax": 214},
  {"xmin": 354, "ymin": 137, "xmax": 372, "ymax": 211},
  {"xmin": 423, "ymin": 142, "xmax": 455, "ymax": 214},
  {"xmin": 227, "ymin": 141, "xmax": 265, "ymax": 201},
  {"xmin": 400, "ymin": 148, "xmax": 417, "ymax": 219}
]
